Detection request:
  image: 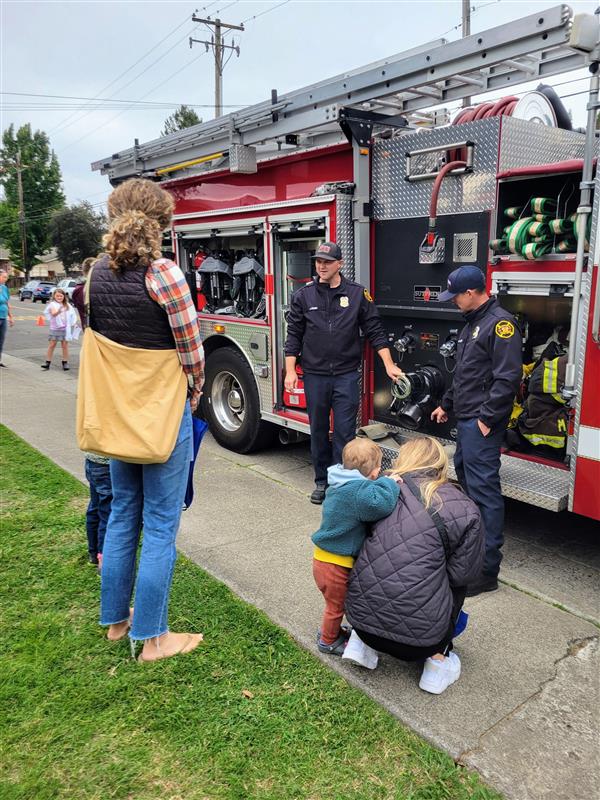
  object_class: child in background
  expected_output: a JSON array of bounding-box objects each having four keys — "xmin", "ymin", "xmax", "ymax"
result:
[
  {"xmin": 84, "ymin": 453, "xmax": 113, "ymax": 572},
  {"xmin": 41, "ymin": 288, "xmax": 72, "ymax": 370},
  {"xmin": 312, "ymin": 438, "xmax": 399, "ymax": 655}
]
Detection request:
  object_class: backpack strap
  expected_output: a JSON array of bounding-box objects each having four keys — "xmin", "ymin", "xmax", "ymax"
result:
[{"xmin": 402, "ymin": 475, "xmax": 451, "ymax": 561}]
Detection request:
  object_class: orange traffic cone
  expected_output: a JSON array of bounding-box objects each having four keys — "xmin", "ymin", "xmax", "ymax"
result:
[{"xmin": 36, "ymin": 315, "xmax": 45, "ymax": 326}]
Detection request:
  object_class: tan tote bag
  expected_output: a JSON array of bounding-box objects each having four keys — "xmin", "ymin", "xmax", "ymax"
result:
[{"xmin": 76, "ymin": 264, "xmax": 188, "ymax": 464}]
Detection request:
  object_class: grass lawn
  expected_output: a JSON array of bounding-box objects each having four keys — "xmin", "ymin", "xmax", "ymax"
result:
[{"xmin": 0, "ymin": 426, "xmax": 502, "ymax": 800}]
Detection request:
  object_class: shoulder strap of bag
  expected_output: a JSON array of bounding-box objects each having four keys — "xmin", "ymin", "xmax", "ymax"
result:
[
  {"xmin": 402, "ymin": 475, "xmax": 451, "ymax": 560},
  {"xmin": 84, "ymin": 263, "xmax": 96, "ymax": 319}
]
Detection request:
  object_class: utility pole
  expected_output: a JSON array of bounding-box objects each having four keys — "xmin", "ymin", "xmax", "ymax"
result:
[
  {"xmin": 15, "ymin": 150, "xmax": 28, "ymax": 277},
  {"xmin": 462, "ymin": 0, "xmax": 472, "ymax": 108},
  {"xmin": 190, "ymin": 14, "xmax": 244, "ymax": 118}
]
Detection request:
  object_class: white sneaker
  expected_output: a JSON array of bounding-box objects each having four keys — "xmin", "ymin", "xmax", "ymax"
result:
[
  {"xmin": 419, "ymin": 652, "xmax": 461, "ymax": 694},
  {"xmin": 341, "ymin": 630, "xmax": 379, "ymax": 670}
]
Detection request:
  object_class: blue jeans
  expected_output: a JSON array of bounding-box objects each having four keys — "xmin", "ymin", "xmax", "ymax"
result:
[
  {"xmin": 0, "ymin": 317, "xmax": 7, "ymax": 361},
  {"xmin": 85, "ymin": 459, "xmax": 113, "ymax": 558},
  {"xmin": 454, "ymin": 417, "xmax": 505, "ymax": 578},
  {"xmin": 303, "ymin": 371, "xmax": 360, "ymax": 484},
  {"xmin": 100, "ymin": 403, "xmax": 193, "ymax": 640}
]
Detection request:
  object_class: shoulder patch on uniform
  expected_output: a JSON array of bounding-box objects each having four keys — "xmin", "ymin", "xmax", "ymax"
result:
[
  {"xmin": 363, "ymin": 288, "xmax": 373, "ymax": 303},
  {"xmin": 495, "ymin": 320, "xmax": 515, "ymax": 339}
]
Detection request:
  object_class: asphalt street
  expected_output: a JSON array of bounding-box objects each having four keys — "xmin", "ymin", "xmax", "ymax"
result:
[{"xmin": 2, "ymin": 298, "xmax": 599, "ymax": 800}]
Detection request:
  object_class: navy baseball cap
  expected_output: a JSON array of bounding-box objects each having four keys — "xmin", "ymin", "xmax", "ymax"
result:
[
  {"xmin": 312, "ymin": 241, "xmax": 342, "ymax": 262},
  {"xmin": 438, "ymin": 265, "xmax": 486, "ymax": 301}
]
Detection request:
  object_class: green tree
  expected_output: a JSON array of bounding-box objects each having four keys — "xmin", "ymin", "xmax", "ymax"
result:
[
  {"xmin": 0, "ymin": 124, "xmax": 65, "ymax": 276},
  {"xmin": 161, "ymin": 105, "xmax": 201, "ymax": 136},
  {"xmin": 49, "ymin": 202, "xmax": 107, "ymax": 273}
]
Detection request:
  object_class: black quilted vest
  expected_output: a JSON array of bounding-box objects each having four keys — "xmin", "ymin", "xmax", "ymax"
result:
[{"xmin": 89, "ymin": 256, "xmax": 175, "ymax": 349}]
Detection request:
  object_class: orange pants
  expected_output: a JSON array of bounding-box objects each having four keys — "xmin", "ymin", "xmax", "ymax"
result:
[{"xmin": 312, "ymin": 558, "xmax": 351, "ymax": 645}]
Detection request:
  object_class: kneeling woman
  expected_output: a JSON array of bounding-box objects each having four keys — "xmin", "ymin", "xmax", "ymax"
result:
[{"xmin": 345, "ymin": 437, "xmax": 484, "ymax": 694}]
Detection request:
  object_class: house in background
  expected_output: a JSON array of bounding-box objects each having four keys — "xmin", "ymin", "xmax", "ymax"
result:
[
  {"xmin": 0, "ymin": 248, "xmax": 25, "ymax": 287},
  {"xmin": 31, "ymin": 248, "xmax": 65, "ymax": 280}
]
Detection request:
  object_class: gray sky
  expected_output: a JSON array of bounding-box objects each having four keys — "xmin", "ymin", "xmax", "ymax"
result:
[{"xmin": 2, "ymin": 0, "xmax": 598, "ymax": 213}]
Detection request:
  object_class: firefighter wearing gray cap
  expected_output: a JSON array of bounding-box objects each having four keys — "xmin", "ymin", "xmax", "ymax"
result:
[
  {"xmin": 284, "ymin": 242, "xmax": 404, "ymax": 504},
  {"xmin": 431, "ymin": 266, "xmax": 522, "ymax": 597}
]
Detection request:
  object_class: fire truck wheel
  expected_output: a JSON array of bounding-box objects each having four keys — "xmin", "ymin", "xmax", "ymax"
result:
[{"xmin": 201, "ymin": 346, "xmax": 274, "ymax": 453}]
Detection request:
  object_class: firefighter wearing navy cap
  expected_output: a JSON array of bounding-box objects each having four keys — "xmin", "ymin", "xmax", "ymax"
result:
[
  {"xmin": 284, "ymin": 242, "xmax": 404, "ymax": 504},
  {"xmin": 431, "ymin": 265, "xmax": 522, "ymax": 596}
]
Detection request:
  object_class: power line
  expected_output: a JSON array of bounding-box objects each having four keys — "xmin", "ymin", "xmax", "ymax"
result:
[
  {"xmin": 47, "ymin": 11, "xmax": 194, "ymax": 137},
  {"xmin": 1, "ymin": 91, "xmax": 242, "ymax": 108},
  {"xmin": 50, "ymin": 1, "xmax": 293, "ymax": 150},
  {"xmin": 57, "ymin": 50, "xmax": 211, "ymax": 155},
  {"xmin": 437, "ymin": 0, "xmax": 501, "ymax": 40},
  {"xmin": 47, "ymin": 2, "xmax": 221, "ymax": 139},
  {"xmin": 240, "ymin": 0, "xmax": 291, "ymax": 25}
]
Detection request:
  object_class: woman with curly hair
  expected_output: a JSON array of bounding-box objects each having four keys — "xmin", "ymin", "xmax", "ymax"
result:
[{"xmin": 88, "ymin": 178, "xmax": 204, "ymax": 663}]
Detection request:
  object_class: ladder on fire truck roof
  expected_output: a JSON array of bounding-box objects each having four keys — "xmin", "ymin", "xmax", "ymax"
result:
[{"xmin": 93, "ymin": 5, "xmax": 588, "ymax": 182}]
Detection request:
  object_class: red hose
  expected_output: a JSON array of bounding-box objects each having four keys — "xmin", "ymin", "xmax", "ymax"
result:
[
  {"xmin": 429, "ymin": 160, "xmax": 467, "ymax": 222},
  {"xmin": 452, "ymin": 95, "xmax": 519, "ymax": 125},
  {"xmin": 473, "ymin": 102, "xmax": 494, "ymax": 120}
]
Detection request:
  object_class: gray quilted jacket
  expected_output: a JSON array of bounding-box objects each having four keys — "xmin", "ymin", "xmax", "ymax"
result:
[{"xmin": 345, "ymin": 475, "xmax": 484, "ymax": 648}]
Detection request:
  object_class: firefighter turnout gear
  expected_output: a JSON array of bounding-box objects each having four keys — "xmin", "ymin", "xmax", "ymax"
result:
[{"xmin": 517, "ymin": 355, "xmax": 569, "ymax": 450}]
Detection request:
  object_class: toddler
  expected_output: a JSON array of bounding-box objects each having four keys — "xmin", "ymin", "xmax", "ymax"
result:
[
  {"xmin": 312, "ymin": 438, "xmax": 399, "ymax": 655},
  {"xmin": 84, "ymin": 453, "xmax": 113, "ymax": 572}
]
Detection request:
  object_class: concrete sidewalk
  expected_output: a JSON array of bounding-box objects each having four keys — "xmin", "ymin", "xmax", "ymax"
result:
[{"xmin": 2, "ymin": 353, "xmax": 599, "ymax": 800}]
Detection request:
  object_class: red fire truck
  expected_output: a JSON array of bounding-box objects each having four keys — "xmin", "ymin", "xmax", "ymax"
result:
[{"xmin": 93, "ymin": 6, "xmax": 600, "ymax": 521}]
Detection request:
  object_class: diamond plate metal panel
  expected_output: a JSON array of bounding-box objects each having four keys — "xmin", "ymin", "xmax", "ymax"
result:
[
  {"xmin": 498, "ymin": 116, "xmax": 586, "ymax": 171},
  {"xmin": 336, "ymin": 195, "xmax": 355, "ymax": 281},
  {"xmin": 372, "ymin": 421, "xmax": 569, "ymax": 511},
  {"xmin": 229, "ymin": 143, "xmax": 257, "ymax": 174},
  {"xmin": 198, "ymin": 320, "xmax": 273, "ymax": 414},
  {"xmin": 372, "ymin": 118, "xmax": 501, "ymax": 220}
]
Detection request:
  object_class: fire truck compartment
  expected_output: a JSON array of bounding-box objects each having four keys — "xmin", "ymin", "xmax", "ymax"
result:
[{"xmin": 371, "ymin": 427, "xmax": 570, "ymax": 512}]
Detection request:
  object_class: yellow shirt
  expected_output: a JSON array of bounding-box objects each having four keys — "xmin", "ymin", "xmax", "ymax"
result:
[{"xmin": 313, "ymin": 546, "xmax": 354, "ymax": 569}]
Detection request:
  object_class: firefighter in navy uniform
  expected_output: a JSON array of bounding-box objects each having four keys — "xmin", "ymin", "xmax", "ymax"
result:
[
  {"xmin": 284, "ymin": 242, "xmax": 404, "ymax": 504},
  {"xmin": 431, "ymin": 266, "xmax": 522, "ymax": 597}
]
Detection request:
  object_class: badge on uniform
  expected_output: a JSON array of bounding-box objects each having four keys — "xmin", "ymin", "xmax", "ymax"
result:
[
  {"xmin": 495, "ymin": 320, "xmax": 515, "ymax": 338},
  {"xmin": 340, "ymin": 296, "xmax": 349, "ymax": 308}
]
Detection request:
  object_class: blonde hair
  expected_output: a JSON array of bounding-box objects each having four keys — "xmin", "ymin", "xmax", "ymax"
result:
[
  {"xmin": 51, "ymin": 288, "xmax": 69, "ymax": 307},
  {"xmin": 389, "ymin": 436, "xmax": 448, "ymax": 509},
  {"xmin": 81, "ymin": 256, "xmax": 96, "ymax": 275},
  {"xmin": 103, "ymin": 178, "xmax": 174, "ymax": 271},
  {"xmin": 342, "ymin": 438, "xmax": 382, "ymax": 477}
]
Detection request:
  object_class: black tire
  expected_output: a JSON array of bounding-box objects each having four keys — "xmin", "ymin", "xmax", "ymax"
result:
[
  {"xmin": 200, "ymin": 346, "xmax": 274, "ymax": 453},
  {"xmin": 20, "ymin": 296, "xmax": 24, "ymax": 302},
  {"xmin": 32, "ymin": 298, "xmax": 36, "ymax": 303}
]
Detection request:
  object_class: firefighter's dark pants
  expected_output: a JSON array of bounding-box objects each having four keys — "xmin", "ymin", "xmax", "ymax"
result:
[
  {"xmin": 303, "ymin": 371, "xmax": 360, "ymax": 485},
  {"xmin": 454, "ymin": 417, "xmax": 505, "ymax": 578}
]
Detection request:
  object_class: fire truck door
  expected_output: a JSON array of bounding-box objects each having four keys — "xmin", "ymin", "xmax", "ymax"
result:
[{"xmin": 268, "ymin": 214, "xmax": 328, "ymax": 409}]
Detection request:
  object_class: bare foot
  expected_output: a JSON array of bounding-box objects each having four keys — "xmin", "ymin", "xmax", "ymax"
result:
[
  {"xmin": 138, "ymin": 631, "xmax": 203, "ymax": 663},
  {"xmin": 107, "ymin": 608, "xmax": 134, "ymax": 641}
]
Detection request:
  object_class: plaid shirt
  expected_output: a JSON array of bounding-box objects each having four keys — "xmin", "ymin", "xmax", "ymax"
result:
[{"xmin": 146, "ymin": 259, "xmax": 204, "ymax": 393}]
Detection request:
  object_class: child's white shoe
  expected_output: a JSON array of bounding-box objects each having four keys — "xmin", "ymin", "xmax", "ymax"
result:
[
  {"xmin": 419, "ymin": 652, "xmax": 461, "ymax": 694},
  {"xmin": 341, "ymin": 630, "xmax": 379, "ymax": 670}
]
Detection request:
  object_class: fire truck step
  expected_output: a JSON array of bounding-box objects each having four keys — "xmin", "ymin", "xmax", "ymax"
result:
[{"xmin": 375, "ymin": 425, "xmax": 570, "ymax": 513}]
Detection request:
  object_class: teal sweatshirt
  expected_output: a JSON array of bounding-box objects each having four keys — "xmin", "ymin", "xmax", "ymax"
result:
[{"xmin": 311, "ymin": 464, "xmax": 400, "ymax": 558}]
